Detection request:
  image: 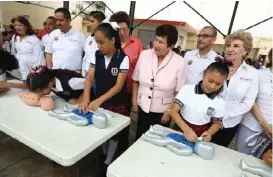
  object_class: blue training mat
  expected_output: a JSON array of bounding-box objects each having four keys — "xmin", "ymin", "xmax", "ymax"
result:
[
  {"xmin": 72, "ymin": 109, "xmax": 94, "ymax": 124},
  {"xmin": 167, "ymin": 133, "xmax": 195, "ymax": 150}
]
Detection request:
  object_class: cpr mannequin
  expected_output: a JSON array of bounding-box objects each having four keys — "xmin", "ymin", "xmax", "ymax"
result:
[
  {"xmin": 239, "ymin": 159, "xmax": 272, "ymax": 177},
  {"xmin": 142, "ymin": 125, "xmax": 215, "ymax": 160},
  {"xmin": 48, "ymin": 105, "xmax": 109, "ymax": 129},
  {"xmin": 17, "ymin": 91, "xmax": 55, "ymax": 111}
]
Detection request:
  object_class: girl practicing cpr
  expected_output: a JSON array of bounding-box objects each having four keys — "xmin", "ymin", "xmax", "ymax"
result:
[
  {"xmin": 171, "ymin": 61, "xmax": 229, "ymax": 142},
  {"xmin": 12, "ymin": 66, "xmax": 85, "ymax": 106},
  {"xmin": 79, "ymin": 22, "xmax": 129, "ymax": 116},
  {"xmin": 79, "ymin": 21, "xmax": 129, "ymax": 169}
]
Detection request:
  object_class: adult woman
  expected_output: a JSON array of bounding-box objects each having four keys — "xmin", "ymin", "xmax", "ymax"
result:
[
  {"xmin": 237, "ymin": 49, "xmax": 272, "ymax": 156},
  {"xmin": 132, "ymin": 24, "xmax": 187, "ymax": 140},
  {"xmin": 11, "ymin": 16, "xmax": 45, "ymax": 81},
  {"xmin": 212, "ymin": 30, "xmax": 259, "ymax": 147}
]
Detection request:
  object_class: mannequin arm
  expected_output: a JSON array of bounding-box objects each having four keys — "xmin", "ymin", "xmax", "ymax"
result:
[
  {"xmin": 0, "ymin": 81, "xmax": 28, "ymax": 89},
  {"xmin": 17, "ymin": 91, "xmax": 41, "ymax": 106}
]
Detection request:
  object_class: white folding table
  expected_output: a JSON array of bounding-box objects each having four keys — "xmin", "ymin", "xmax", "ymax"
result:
[
  {"xmin": 0, "ymin": 86, "xmax": 130, "ymax": 167},
  {"xmin": 107, "ymin": 137, "xmax": 271, "ymax": 177}
]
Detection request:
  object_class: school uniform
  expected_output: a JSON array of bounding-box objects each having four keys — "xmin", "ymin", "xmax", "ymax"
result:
[
  {"xmin": 3, "ymin": 41, "xmax": 11, "ymax": 53},
  {"xmin": 184, "ymin": 49, "xmax": 218, "ymax": 84},
  {"xmin": 11, "ymin": 35, "xmax": 45, "ymax": 80},
  {"xmin": 90, "ymin": 49, "xmax": 129, "ymax": 114},
  {"xmin": 51, "ymin": 70, "xmax": 85, "ymax": 101},
  {"xmin": 132, "ymin": 49, "xmax": 187, "ymax": 139},
  {"xmin": 236, "ymin": 68, "xmax": 272, "ymax": 156},
  {"xmin": 45, "ymin": 28, "xmax": 85, "ymax": 71},
  {"xmin": 82, "ymin": 34, "xmax": 97, "ymax": 77},
  {"xmin": 90, "ymin": 49, "xmax": 130, "ymax": 154},
  {"xmin": 212, "ymin": 61, "xmax": 259, "ymax": 147},
  {"xmin": 174, "ymin": 82, "xmax": 225, "ymax": 137},
  {"xmin": 41, "ymin": 34, "xmax": 49, "ymax": 52}
]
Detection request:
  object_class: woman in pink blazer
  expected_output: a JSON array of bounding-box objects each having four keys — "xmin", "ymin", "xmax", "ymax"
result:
[{"xmin": 132, "ymin": 24, "xmax": 187, "ymax": 140}]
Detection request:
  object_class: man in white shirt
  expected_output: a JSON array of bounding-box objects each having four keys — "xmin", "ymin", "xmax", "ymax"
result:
[
  {"xmin": 45, "ymin": 8, "xmax": 85, "ymax": 71},
  {"xmin": 185, "ymin": 26, "xmax": 218, "ymax": 84},
  {"xmin": 41, "ymin": 16, "xmax": 56, "ymax": 51}
]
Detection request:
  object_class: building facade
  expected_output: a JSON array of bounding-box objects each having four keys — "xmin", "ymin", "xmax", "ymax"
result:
[
  {"xmin": 133, "ymin": 19, "xmax": 197, "ymax": 50},
  {"xmin": 1, "ymin": 1, "xmax": 105, "ymax": 36}
]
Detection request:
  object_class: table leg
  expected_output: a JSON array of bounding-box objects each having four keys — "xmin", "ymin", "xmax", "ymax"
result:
[{"xmin": 75, "ymin": 160, "xmax": 84, "ymax": 177}]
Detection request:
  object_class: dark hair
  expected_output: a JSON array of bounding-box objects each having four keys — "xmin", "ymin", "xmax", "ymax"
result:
[
  {"xmin": 172, "ymin": 48, "xmax": 180, "ymax": 54},
  {"xmin": 110, "ymin": 11, "xmax": 130, "ymax": 27},
  {"xmin": 14, "ymin": 16, "xmax": 35, "ymax": 36},
  {"xmin": 26, "ymin": 66, "xmax": 54, "ymax": 92},
  {"xmin": 95, "ymin": 23, "xmax": 121, "ymax": 50},
  {"xmin": 9, "ymin": 24, "xmax": 14, "ymax": 31},
  {"xmin": 2, "ymin": 31, "xmax": 8, "ymax": 37},
  {"xmin": 55, "ymin": 8, "xmax": 71, "ymax": 20},
  {"xmin": 203, "ymin": 26, "xmax": 217, "ymax": 37},
  {"xmin": 245, "ymin": 58, "xmax": 253, "ymax": 66},
  {"xmin": 267, "ymin": 48, "xmax": 272, "ymax": 68},
  {"xmin": 47, "ymin": 16, "xmax": 56, "ymax": 21},
  {"xmin": 26, "ymin": 66, "xmax": 82, "ymax": 92},
  {"xmin": 11, "ymin": 18, "xmax": 15, "ymax": 24},
  {"xmin": 156, "ymin": 24, "xmax": 178, "ymax": 47},
  {"xmin": 0, "ymin": 49, "xmax": 18, "ymax": 71},
  {"xmin": 90, "ymin": 11, "xmax": 105, "ymax": 23},
  {"xmin": 205, "ymin": 62, "xmax": 229, "ymax": 76}
]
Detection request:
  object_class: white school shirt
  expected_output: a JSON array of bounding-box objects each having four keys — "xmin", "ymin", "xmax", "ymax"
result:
[
  {"xmin": 11, "ymin": 35, "xmax": 45, "ymax": 80},
  {"xmin": 90, "ymin": 52, "xmax": 129, "ymax": 72},
  {"xmin": 3, "ymin": 41, "xmax": 11, "ymax": 53},
  {"xmin": 41, "ymin": 34, "xmax": 49, "ymax": 51},
  {"xmin": 184, "ymin": 49, "xmax": 218, "ymax": 84},
  {"xmin": 45, "ymin": 27, "xmax": 85, "ymax": 71},
  {"xmin": 82, "ymin": 34, "xmax": 98, "ymax": 77},
  {"xmin": 55, "ymin": 77, "xmax": 85, "ymax": 92},
  {"xmin": 174, "ymin": 84, "xmax": 225, "ymax": 125},
  {"xmin": 241, "ymin": 68, "xmax": 272, "ymax": 132},
  {"xmin": 222, "ymin": 61, "xmax": 259, "ymax": 128}
]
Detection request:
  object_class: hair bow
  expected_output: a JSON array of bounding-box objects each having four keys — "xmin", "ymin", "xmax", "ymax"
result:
[
  {"xmin": 30, "ymin": 65, "xmax": 47, "ymax": 75},
  {"xmin": 102, "ymin": 19, "xmax": 120, "ymax": 31}
]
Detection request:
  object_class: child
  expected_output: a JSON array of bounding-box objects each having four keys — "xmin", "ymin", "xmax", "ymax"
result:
[
  {"xmin": 27, "ymin": 66, "xmax": 85, "ymax": 104},
  {"xmin": 2, "ymin": 31, "xmax": 11, "ymax": 53},
  {"xmin": 82, "ymin": 11, "xmax": 106, "ymax": 77},
  {"xmin": 79, "ymin": 22, "xmax": 129, "ymax": 116},
  {"xmin": 2, "ymin": 65, "xmax": 85, "ymax": 104},
  {"xmin": 79, "ymin": 22, "xmax": 129, "ymax": 173},
  {"xmin": 0, "ymin": 49, "xmax": 19, "ymax": 93},
  {"xmin": 170, "ymin": 62, "xmax": 229, "ymax": 142}
]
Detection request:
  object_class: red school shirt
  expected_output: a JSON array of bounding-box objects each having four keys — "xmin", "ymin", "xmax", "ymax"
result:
[{"xmin": 123, "ymin": 35, "xmax": 143, "ymax": 93}]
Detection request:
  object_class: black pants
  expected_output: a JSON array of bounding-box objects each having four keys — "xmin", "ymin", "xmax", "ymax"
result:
[
  {"xmin": 127, "ymin": 93, "xmax": 132, "ymax": 112},
  {"xmin": 211, "ymin": 124, "xmax": 239, "ymax": 147},
  {"xmin": 136, "ymin": 107, "xmax": 170, "ymax": 140}
]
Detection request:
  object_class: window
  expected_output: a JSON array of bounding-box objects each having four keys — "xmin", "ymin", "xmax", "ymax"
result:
[{"xmin": 138, "ymin": 29, "xmax": 156, "ymax": 49}]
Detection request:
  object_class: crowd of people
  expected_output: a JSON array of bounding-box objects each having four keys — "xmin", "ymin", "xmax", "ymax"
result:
[{"xmin": 0, "ymin": 7, "xmax": 272, "ymax": 177}]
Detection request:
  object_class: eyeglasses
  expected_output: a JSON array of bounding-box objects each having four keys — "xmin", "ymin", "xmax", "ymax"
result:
[{"xmin": 196, "ymin": 34, "xmax": 215, "ymax": 39}]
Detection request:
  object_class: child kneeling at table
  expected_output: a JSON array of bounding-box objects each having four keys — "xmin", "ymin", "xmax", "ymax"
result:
[
  {"xmin": 17, "ymin": 66, "xmax": 85, "ymax": 105},
  {"xmin": 171, "ymin": 61, "xmax": 229, "ymax": 142}
]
